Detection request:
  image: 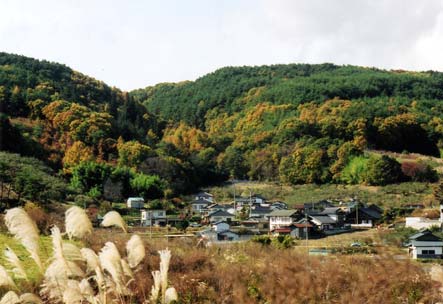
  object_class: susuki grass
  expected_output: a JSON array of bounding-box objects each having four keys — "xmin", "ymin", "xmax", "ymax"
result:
[
  {"xmin": 0, "ymin": 207, "xmax": 176, "ymax": 303},
  {"xmin": 0, "ymin": 206, "xmax": 441, "ymax": 303}
]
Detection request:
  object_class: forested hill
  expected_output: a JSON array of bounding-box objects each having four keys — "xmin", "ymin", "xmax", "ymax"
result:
[
  {"xmin": 1, "ymin": 52, "xmax": 443, "ymax": 204},
  {"xmin": 131, "ymin": 64, "xmax": 443, "ymax": 129},
  {"xmin": 0, "ymin": 52, "xmax": 162, "ymax": 142}
]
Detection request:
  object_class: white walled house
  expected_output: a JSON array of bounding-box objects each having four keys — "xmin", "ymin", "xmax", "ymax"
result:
[
  {"xmin": 141, "ymin": 209, "xmax": 167, "ymax": 226},
  {"xmin": 309, "ymin": 215, "xmax": 336, "ymax": 231},
  {"xmin": 127, "ymin": 197, "xmax": 145, "ymax": 209},
  {"xmin": 407, "ymin": 230, "xmax": 443, "ymax": 259},
  {"xmin": 268, "ymin": 210, "xmax": 300, "ymax": 231}
]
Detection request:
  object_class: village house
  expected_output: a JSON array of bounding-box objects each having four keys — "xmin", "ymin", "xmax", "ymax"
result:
[
  {"xmin": 268, "ymin": 209, "xmax": 301, "ymax": 231},
  {"xmin": 235, "ymin": 194, "xmax": 267, "ymax": 207},
  {"xmin": 198, "ymin": 221, "xmax": 239, "ymax": 242},
  {"xmin": 345, "ymin": 205, "xmax": 382, "ymax": 228},
  {"xmin": 195, "ymin": 191, "xmax": 214, "ymax": 203},
  {"xmin": 270, "ymin": 201, "xmax": 289, "ymax": 210},
  {"xmin": 208, "ymin": 209, "xmax": 235, "ymax": 223},
  {"xmin": 200, "ymin": 203, "xmax": 232, "ymax": 217},
  {"xmin": 309, "ymin": 215, "xmax": 337, "ymax": 231},
  {"xmin": 317, "ymin": 207, "xmax": 345, "ymax": 226},
  {"xmin": 240, "ymin": 219, "xmax": 269, "ymax": 232},
  {"xmin": 191, "ymin": 198, "xmax": 212, "ymax": 213},
  {"xmin": 271, "ymin": 218, "xmax": 315, "ymax": 239},
  {"xmin": 212, "ymin": 220, "xmax": 230, "ymax": 232},
  {"xmin": 406, "ymin": 230, "xmax": 443, "ymax": 259},
  {"xmin": 127, "ymin": 197, "xmax": 145, "ymax": 209},
  {"xmin": 140, "ymin": 209, "xmax": 167, "ymax": 226},
  {"xmin": 249, "ymin": 205, "xmax": 272, "ymax": 219}
]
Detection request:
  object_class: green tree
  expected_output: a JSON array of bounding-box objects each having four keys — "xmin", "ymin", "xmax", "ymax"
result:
[
  {"xmin": 130, "ymin": 173, "xmax": 165, "ymax": 200},
  {"xmin": 218, "ymin": 146, "xmax": 249, "ymax": 179},
  {"xmin": 70, "ymin": 161, "xmax": 112, "ymax": 195},
  {"xmin": 365, "ymin": 155, "xmax": 404, "ymax": 186},
  {"xmin": 340, "ymin": 156, "xmax": 369, "ymax": 184}
]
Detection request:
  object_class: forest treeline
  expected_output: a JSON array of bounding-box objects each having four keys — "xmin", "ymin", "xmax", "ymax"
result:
[{"xmin": 1, "ymin": 52, "xmax": 443, "ymax": 204}]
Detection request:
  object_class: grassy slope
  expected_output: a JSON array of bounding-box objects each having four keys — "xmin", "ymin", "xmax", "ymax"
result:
[{"xmin": 208, "ymin": 181, "xmax": 433, "ymax": 208}]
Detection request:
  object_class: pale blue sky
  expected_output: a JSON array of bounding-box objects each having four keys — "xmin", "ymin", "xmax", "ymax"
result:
[{"xmin": 1, "ymin": 0, "xmax": 443, "ymax": 91}]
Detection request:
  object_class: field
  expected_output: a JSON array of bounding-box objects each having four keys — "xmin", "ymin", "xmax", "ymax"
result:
[{"xmin": 208, "ymin": 181, "xmax": 434, "ymax": 208}]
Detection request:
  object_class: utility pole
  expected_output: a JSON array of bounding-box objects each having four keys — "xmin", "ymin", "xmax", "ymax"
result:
[
  {"xmin": 249, "ymin": 189, "xmax": 252, "ymax": 218},
  {"xmin": 305, "ymin": 210, "xmax": 308, "ymax": 250},
  {"xmin": 233, "ymin": 183, "xmax": 236, "ymax": 218},
  {"xmin": 356, "ymin": 199, "xmax": 359, "ymax": 226}
]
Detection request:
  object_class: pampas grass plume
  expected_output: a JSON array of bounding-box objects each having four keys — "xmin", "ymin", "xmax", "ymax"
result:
[
  {"xmin": 4, "ymin": 246, "xmax": 28, "ymax": 280},
  {"xmin": 4, "ymin": 208, "xmax": 43, "ymax": 271},
  {"xmin": 165, "ymin": 287, "xmax": 178, "ymax": 304},
  {"xmin": 100, "ymin": 211, "xmax": 127, "ymax": 232},
  {"xmin": 98, "ymin": 242, "xmax": 128, "ymax": 295},
  {"xmin": 0, "ymin": 264, "xmax": 16, "ymax": 289},
  {"xmin": 126, "ymin": 234, "xmax": 145, "ymax": 268},
  {"xmin": 19, "ymin": 293, "xmax": 43, "ymax": 304},
  {"xmin": 159, "ymin": 249, "xmax": 171, "ymax": 303},
  {"xmin": 150, "ymin": 270, "xmax": 161, "ymax": 303},
  {"xmin": 62, "ymin": 280, "xmax": 83, "ymax": 304},
  {"xmin": 0, "ymin": 291, "xmax": 20, "ymax": 304},
  {"xmin": 81, "ymin": 248, "xmax": 100, "ymax": 273},
  {"xmin": 65, "ymin": 206, "xmax": 93, "ymax": 239}
]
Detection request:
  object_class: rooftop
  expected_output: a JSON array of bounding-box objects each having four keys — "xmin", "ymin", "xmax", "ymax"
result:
[
  {"xmin": 309, "ymin": 215, "xmax": 337, "ymax": 224},
  {"xmin": 268, "ymin": 209, "xmax": 299, "ymax": 217}
]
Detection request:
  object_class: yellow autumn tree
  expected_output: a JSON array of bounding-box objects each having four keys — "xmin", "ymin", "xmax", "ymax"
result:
[
  {"xmin": 62, "ymin": 141, "xmax": 94, "ymax": 172},
  {"xmin": 117, "ymin": 138, "xmax": 152, "ymax": 168}
]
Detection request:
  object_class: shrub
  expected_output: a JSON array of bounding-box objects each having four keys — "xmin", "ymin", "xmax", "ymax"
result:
[
  {"xmin": 340, "ymin": 156, "xmax": 368, "ymax": 184},
  {"xmin": 365, "ymin": 155, "xmax": 404, "ymax": 186},
  {"xmin": 401, "ymin": 161, "xmax": 438, "ymax": 182},
  {"xmin": 271, "ymin": 235, "xmax": 295, "ymax": 249},
  {"xmin": 251, "ymin": 235, "xmax": 271, "ymax": 246}
]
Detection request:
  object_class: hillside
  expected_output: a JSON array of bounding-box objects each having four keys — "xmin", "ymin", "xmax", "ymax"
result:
[
  {"xmin": 132, "ymin": 64, "xmax": 443, "ymax": 184},
  {"xmin": 1, "ymin": 53, "xmax": 443, "ymax": 205}
]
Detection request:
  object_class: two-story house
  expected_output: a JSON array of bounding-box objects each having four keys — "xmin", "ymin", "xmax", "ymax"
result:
[
  {"xmin": 141, "ymin": 209, "xmax": 167, "ymax": 226},
  {"xmin": 191, "ymin": 199, "xmax": 212, "ymax": 213},
  {"xmin": 268, "ymin": 209, "xmax": 301, "ymax": 231}
]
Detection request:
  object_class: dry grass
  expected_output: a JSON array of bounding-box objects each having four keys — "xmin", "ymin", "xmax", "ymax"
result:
[
  {"xmin": 0, "ymin": 229, "xmax": 440, "ymax": 303},
  {"xmin": 82, "ymin": 231, "xmax": 441, "ymax": 304},
  {"xmin": 0, "ymin": 211, "xmax": 441, "ymax": 303}
]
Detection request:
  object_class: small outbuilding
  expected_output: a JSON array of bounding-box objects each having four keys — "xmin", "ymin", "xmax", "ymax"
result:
[{"xmin": 127, "ymin": 197, "xmax": 145, "ymax": 209}]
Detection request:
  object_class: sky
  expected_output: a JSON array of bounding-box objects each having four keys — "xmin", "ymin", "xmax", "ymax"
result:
[{"xmin": 1, "ymin": 0, "xmax": 443, "ymax": 91}]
